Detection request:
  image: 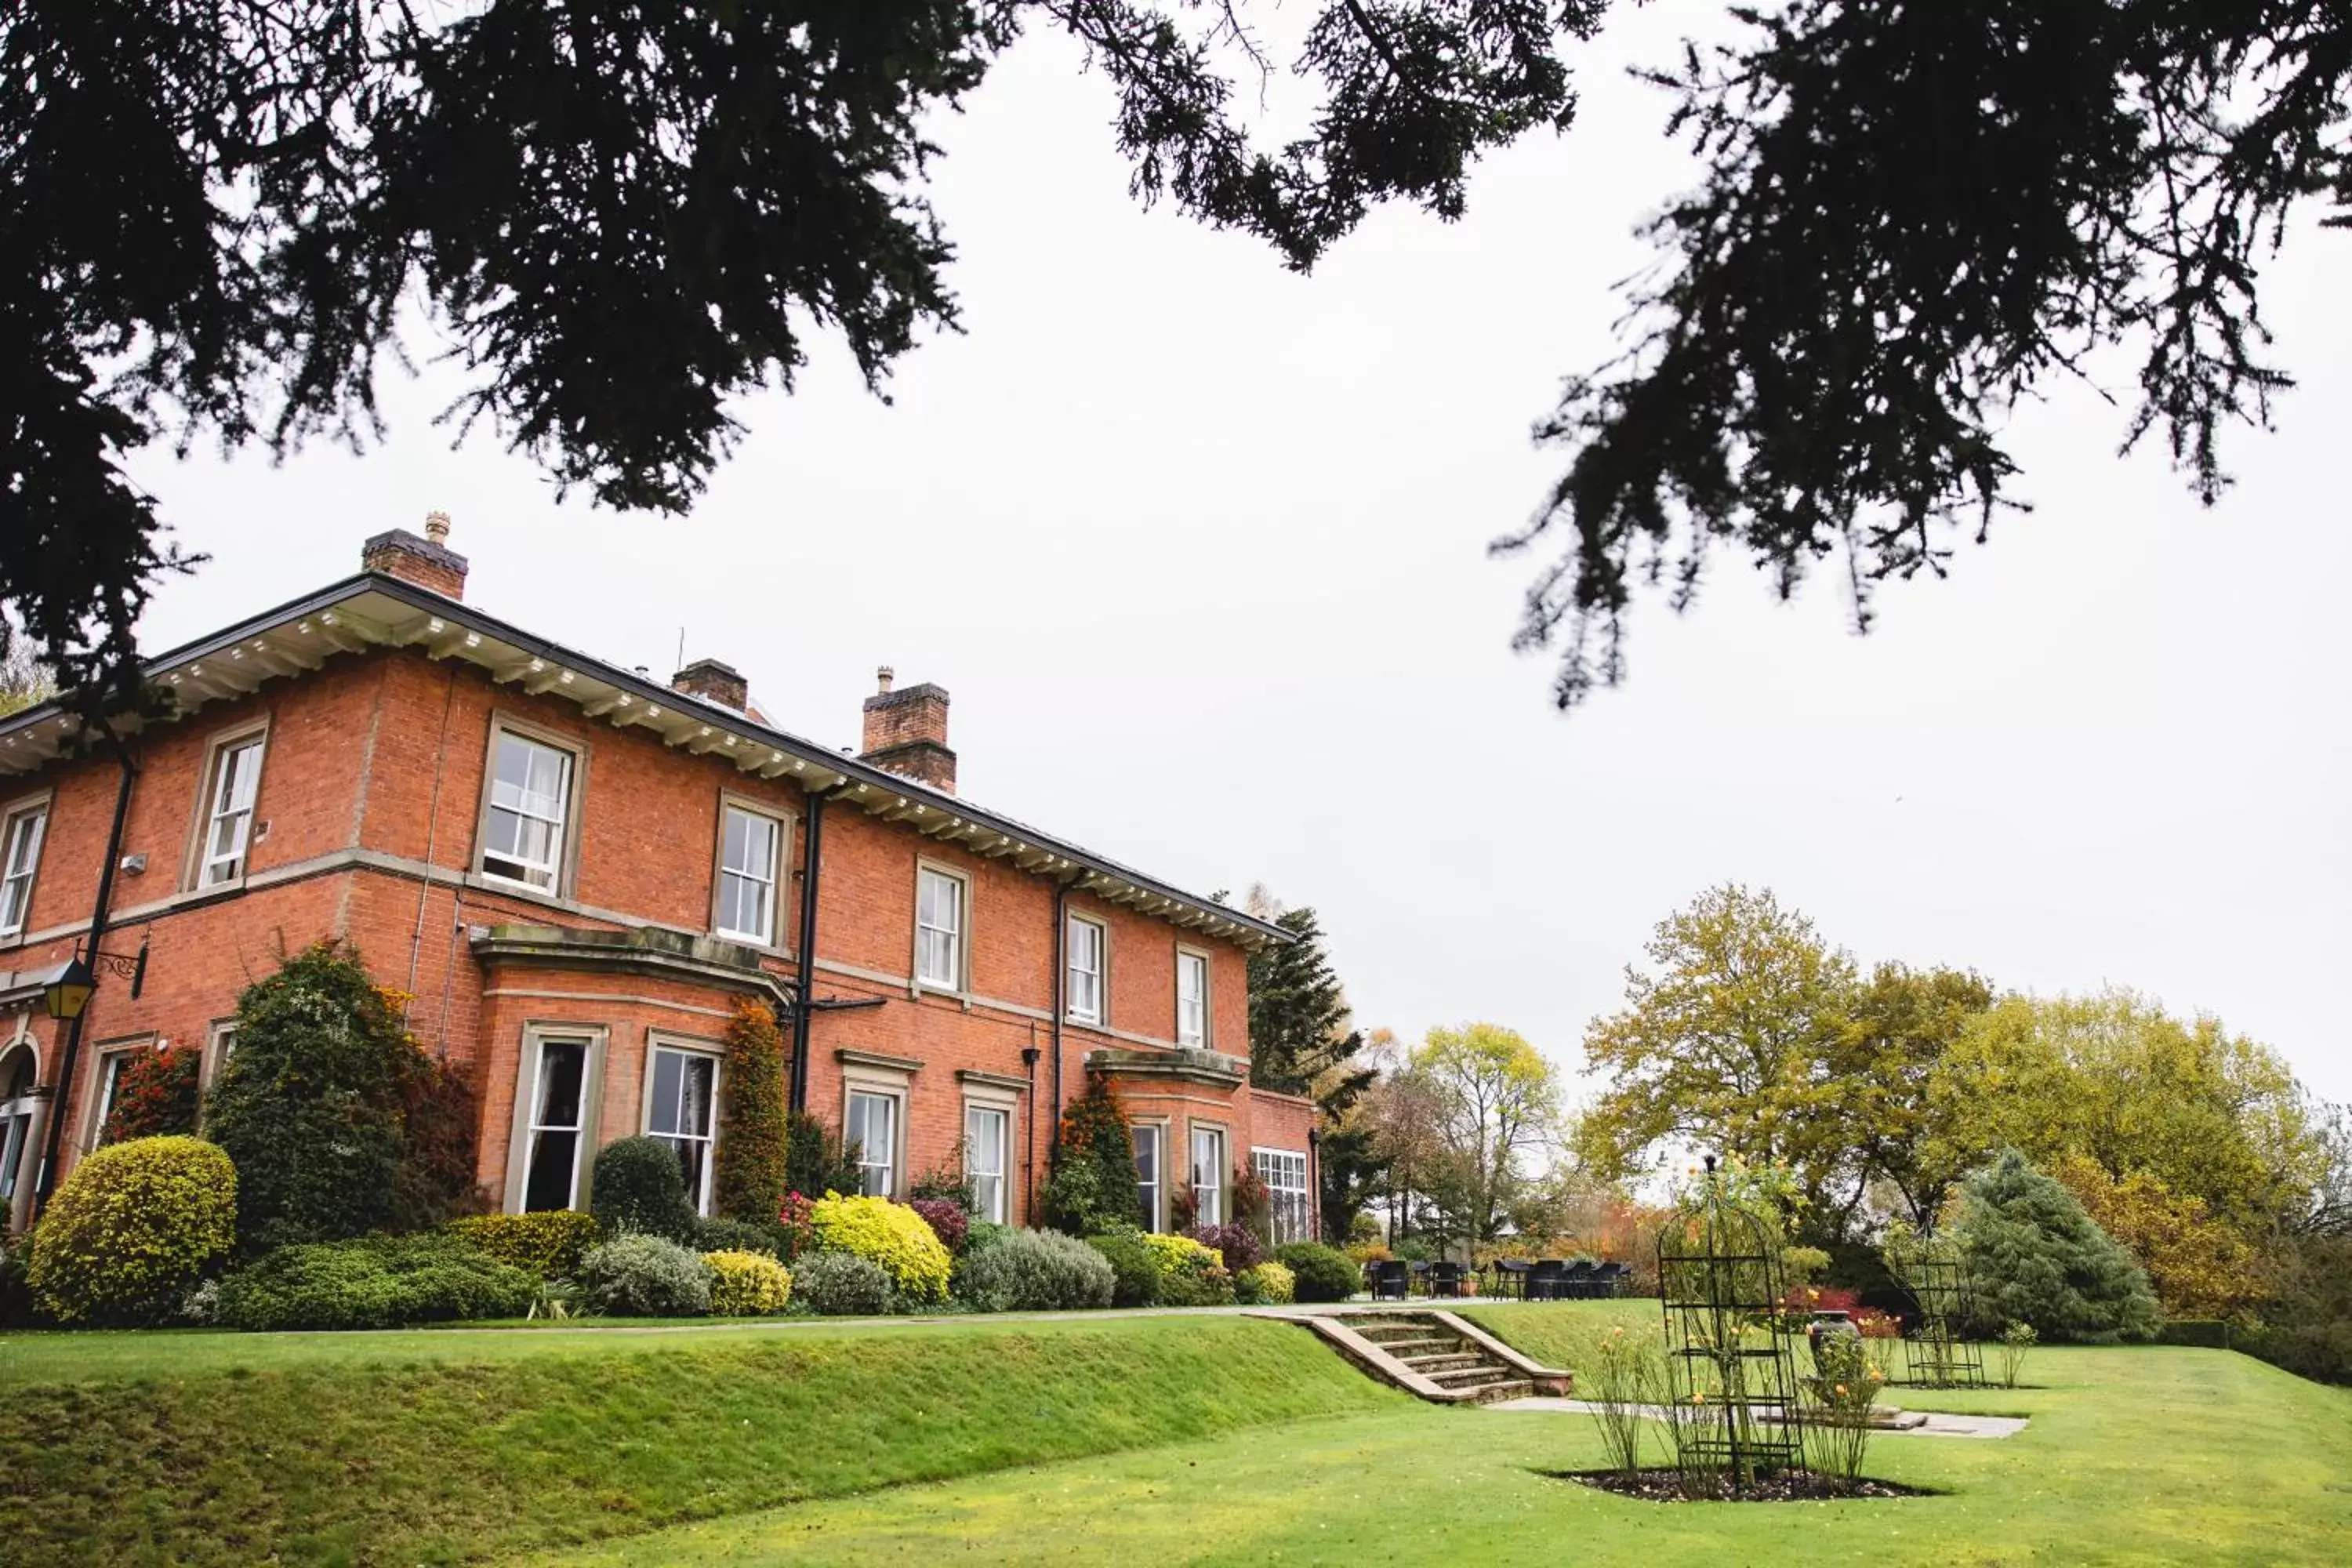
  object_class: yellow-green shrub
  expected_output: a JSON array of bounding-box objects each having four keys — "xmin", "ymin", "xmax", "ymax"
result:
[
  {"xmin": 809, "ymin": 1195, "xmax": 952, "ymax": 1303},
  {"xmin": 446, "ymin": 1210, "xmax": 601, "ymax": 1278},
  {"xmin": 703, "ymin": 1250, "xmax": 793, "ymax": 1316},
  {"xmin": 1236, "ymin": 1260, "xmax": 1295, "ymax": 1305},
  {"xmin": 27, "ymin": 1136, "xmax": 237, "ymax": 1324},
  {"xmin": 1143, "ymin": 1232, "xmax": 1234, "ymax": 1307}
]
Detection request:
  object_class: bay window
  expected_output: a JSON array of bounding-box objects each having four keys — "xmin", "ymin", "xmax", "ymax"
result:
[
  {"xmin": 645, "ymin": 1043, "xmax": 719, "ymax": 1214},
  {"xmin": 1189, "ymin": 1125, "xmax": 1225, "ymax": 1228},
  {"xmin": 1133, "ymin": 1123, "xmax": 1164, "ymax": 1231},
  {"xmin": 520, "ymin": 1034, "xmax": 593, "ymax": 1212}
]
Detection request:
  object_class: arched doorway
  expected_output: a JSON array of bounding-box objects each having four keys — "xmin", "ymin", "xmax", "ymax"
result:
[{"xmin": 1, "ymin": 1040, "xmax": 42, "ymax": 1231}]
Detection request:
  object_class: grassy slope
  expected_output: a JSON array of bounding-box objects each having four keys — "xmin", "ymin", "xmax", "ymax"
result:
[
  {"xmin": 1454, "ymin": 1298, "xmax": 1656, "ymax": 1374},
  {"xmin": 0, "ymin": 1316, "xmax": 1392, "ymax": 1566},
  {"xmin": 520, "ymin": 1344, "xmax": 2352, "ymax": 1566}
]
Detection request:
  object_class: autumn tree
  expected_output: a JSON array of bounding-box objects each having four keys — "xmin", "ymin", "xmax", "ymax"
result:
[
  {"xmin": 1833, "ymin": 962, "xmax": 1997, "ymax": 1232},
  {"xmin": 1922, "ymin": 989, "xmax": 2328, "ymax": 1243},
  {"xmin": 1403, "ymin": 1023, "xmax": 1561, "ymax": 1246},
  {"xmin": 2053, "ymin": 1154, "xmax": 2260, "ymax": 1322},
  {"xmin": 1577, "ymin": 885, "xmax": 1861, "ymax": 1222}
]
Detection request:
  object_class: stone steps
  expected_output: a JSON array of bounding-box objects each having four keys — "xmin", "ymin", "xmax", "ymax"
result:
[{"xmin": 1301, "ymin": 1309, "xmax": 1566, "ymax": 1406}]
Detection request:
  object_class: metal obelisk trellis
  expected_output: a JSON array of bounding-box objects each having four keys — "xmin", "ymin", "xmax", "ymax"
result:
[
  {"xmin": 1889, "ymin": 1236, "xmax": 1987, "ymax": 1389},
  {"xmin": 1656, "ymin": 1162, "xmax": 1806, "ymax": 1494}
]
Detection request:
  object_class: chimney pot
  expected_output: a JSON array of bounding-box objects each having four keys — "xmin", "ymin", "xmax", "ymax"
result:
[
  {"xmin": 423, "ymin": 510, "xmax": 452, "ymax": 545},
  {"xmin": 860, "ymin": 673, "xmax": 955, "ymax": 793},
  {"xmin": 876, "ymin": 666, "xmax": 895, "ymax": 694}
]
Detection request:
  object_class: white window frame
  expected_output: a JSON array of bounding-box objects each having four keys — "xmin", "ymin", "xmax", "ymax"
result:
[
  {"xmin": 846, "ymin": 1088, "xmax": 902, "ymax": 1198},
  {"xmin": 1175, "ymin": 947, "xmax": 1211, "ymax": 1049},
  {"xmin": 1254, "ymin": 1147, "xmax": 1312, "ymax": 1246},
  {"xmin": 1132, "ymin": 1120, "xmax": 1167, "ymax": 1232},
  {"xmin": 199, "ymin": 1019, "xmax": 239, "ymax": 1096},
  {"xmin": 0, "ymin": 794, "xmax": 49, "ymax": 939},
  {"xmin": 477, "ymin": 721, "xmax": 583, "ymax": 895},
  {"xmin": 643, "ymin": 1036, "xmax": 722, "ymax": 1216},
  {"xmin": 1189, "ymin": 1123, "xmax": 1227, "ymax": 1228},
  {"xmin": 963, "ymin": 1102, "xmax": 1011, "ymax": 1225},
  {"xmin": 84, "ymin": 1038, "xmax": 151, "ymax": 1152},
  {"xmin": 1065, "ymin": 913, "xmax": 1106, "ymax": 1026},
  {"xmin": 506, "ymin": 1025, "xmax": 606, "ymax": 1214},
  {"xmin": 913, "ymin": 862, "xmax": 967, "ymax": 993},
  {"xmin": 194, "ymin": 730, "xmax": 267, "ymax": 889},
  {"xmin": 713, "ymin": 799, "xmax": 785, "ymax": 946}
]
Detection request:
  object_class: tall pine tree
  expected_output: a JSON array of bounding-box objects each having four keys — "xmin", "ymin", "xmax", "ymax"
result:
[{"xmin": 1247, "ymin": 902, "xmax": 1379, "ymax": 1242}]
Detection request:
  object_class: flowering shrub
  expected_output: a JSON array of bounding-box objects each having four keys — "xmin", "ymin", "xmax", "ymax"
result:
[
  {"xmin": 954, "ymin": 1227, "xmax": 1115, "ymax": 1312},
  {"xmin": 1188, "ymin": 1221, "xmax": 1263, "ymax": 1273},
  {"xmin": 1801, "ymin": 1332, "xmax": 1889, "ymax": 1486},
  {"xmin": 704, "ymin": 1249, "xmax": 793, "ymax": 1315},
  {"xmin": 775, "ymin": 1192, "xmax": 817, "ymax": 1259},
  {"xmin": 793, "ymin": 1249, "xmax": 893, "ymax": 1316},
  {"xmin": 28, "ymin": 1136, "xmax": 238, "ymax": 1325},
  {"xmin": 1235, "ymin": 1261, "xmax": 1294, "ymax": 1305},
  {"xmin": 577, "ymin": 1232, "xmax": 712, "ymax": 1316},
  {"xmin": 447, "ymin": 1210, "xmax": 601, "ymax": 1279},
  {"xmin": 100, "ymin": 1043, "xmax": 201, "ymax": 1142},
  {"xmin": 910, "ymin": 1196, "xmax": 970, "ymax": 1254},
  {"xmin": 1143, "ymin": 1232, "xmax": 1233, "ymax": 1307},
  {"xmin": 809, "ymin": 1194, "xmax": 952, "ymax": 1303}
]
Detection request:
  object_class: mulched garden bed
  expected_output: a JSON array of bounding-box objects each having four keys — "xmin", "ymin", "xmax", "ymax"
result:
[{"xmin": 1542, "ymin": 1468, "xmax": 1934, "ymax": 1502}]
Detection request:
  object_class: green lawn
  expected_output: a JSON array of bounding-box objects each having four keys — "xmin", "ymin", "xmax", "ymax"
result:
[
  {"xmin": 512, "ymin": 1341, "xmax": 2352, "ymax": 1567},
  {"xmin": 8, "ymin": 1305, "xmax": 2347, "ymax": 1566},
  {"xmin": 0, "ymin": 1314, "xmax": 1392, "ymax": 1566}
]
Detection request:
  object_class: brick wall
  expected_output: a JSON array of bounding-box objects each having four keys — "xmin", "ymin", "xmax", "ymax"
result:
[{"xmin": 2, "ymin": 642, "xmax": 1285, "ymax": 1232}]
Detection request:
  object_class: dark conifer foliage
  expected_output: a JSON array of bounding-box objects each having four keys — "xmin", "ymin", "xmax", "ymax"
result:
[
  {"xmin": 8, "ymin": 4, "xmax": 2341, "ymax": 706},
  {"xmin": 1, "ymin": 1, "xmax": 1596, "ymax": 695}
]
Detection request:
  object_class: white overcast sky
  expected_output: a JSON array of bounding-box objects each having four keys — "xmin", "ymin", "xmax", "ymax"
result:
[{"xmin": 127, "ymin": 8, "xmax": 2351, "ymax": 1106}]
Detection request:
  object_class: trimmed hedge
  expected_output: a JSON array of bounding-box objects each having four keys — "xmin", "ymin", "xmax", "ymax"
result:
[
  {"xmin": 2158, "ymin": 1319, "xmax": 2231, "ymax": 1349},
  {"xmin": 705, "ymin": 1250, "xmax": 793, "ymax": 1316},
  {"xmin": 27, "ymin": 1136, "xmax": 237, "ymax": 1325},
  {"xmin": 446, "ymin": 1211, "xmax": 601, "ymax": 1278},
  {"xmin": 809, "ymin": 1195, "xmax": 953, "ymax": 1303},
  {"xmin": 590, "ymin": 1136, "xmax": 699, "ymax": 1243},
  {"xmin": 712, "ymin": 1000, "xmax": 789, "ymax": 1223},
  {"xmin": 577, "ymin": 1232, "xmax": 711, "ymax": 1316},
  {"xmin": 216, "ymin": 1235, "xmax": 537, "ymax": 1331},
  {"xmin": 1273, "ymin": 1242, "xmax": 1358, "ymax": 1304}
]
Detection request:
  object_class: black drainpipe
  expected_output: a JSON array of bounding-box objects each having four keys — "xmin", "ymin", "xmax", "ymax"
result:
[
  {"xmin": 1021, "ymin": 1038, "xmax": 1040, "ymax": 1222},
  {"xmin": 34, "ymin": 736, "xmax": 137, "ymax": 1210},
  {"xmin": 788, "ymin": 789, "xmax": 827, "ymax": 1112}
]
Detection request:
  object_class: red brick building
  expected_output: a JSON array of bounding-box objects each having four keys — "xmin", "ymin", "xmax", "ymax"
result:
[{"xmin": 0, "ymin": 521, "xmax": 1317, "ymax": 1243}]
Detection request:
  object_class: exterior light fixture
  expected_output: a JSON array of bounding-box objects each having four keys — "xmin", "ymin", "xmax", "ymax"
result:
[{"xmin": 43, "ymin": 956, "xmax": 96, "ymax": 1022}]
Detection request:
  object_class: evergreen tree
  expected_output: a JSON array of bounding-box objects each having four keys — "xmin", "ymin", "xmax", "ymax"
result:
[
  {"xmin": 205, "ymin": 941, "xmax": 445, "ymax": 1250},
  {"xmin": 1246, "ymin": 902, "xmax": 1378, "ymax": 1241},
  {"xmin": 1041, "ymin": 1076, "xmax": 1142, "ymax": 1235},
  {"xmin": 1956, "ymin": 1149, "xmax": 2161, "ymax": 1343},
  {"xmin": 711, "ymin": 1000, "xmax": 789, "ymax": 1223}
]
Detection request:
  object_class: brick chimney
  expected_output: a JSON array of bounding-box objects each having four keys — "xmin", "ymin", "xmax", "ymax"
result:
[
  {"xmin": 362, "ymin": 511, "xmax": 470, "ymax": 599},
  {"xmin": 860, "ymin": 666, "xmax": 956, "ymax": 793},
  {"xmin": 672, "ymin": 658, "xmax": 748, "ymax": 712}
]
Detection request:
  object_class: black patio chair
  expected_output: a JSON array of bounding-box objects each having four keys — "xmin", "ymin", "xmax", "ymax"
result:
[
  {"xmin": 1526, "ymin": 1259, "xmax": 1566, "ymax": 1301},
  {"xmin": 1558, "ymin": 1261, "xmax": 1597, "ymax": 1300},
  {"xmin": 1370, "ymin": 1260, "xmax": 1411, "ymax": 1301},
  {"xmin": 1590, "ymin": 1262, "xmax": 1630, "ymax": 1298},
  {"xmin": 1491, "ymin": 1258, "xmax": 1531, "ymax": 1300},
  {"xmin": 1427, "ymin": 1261, "xmax": 1466, "ymax": 1299}
]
